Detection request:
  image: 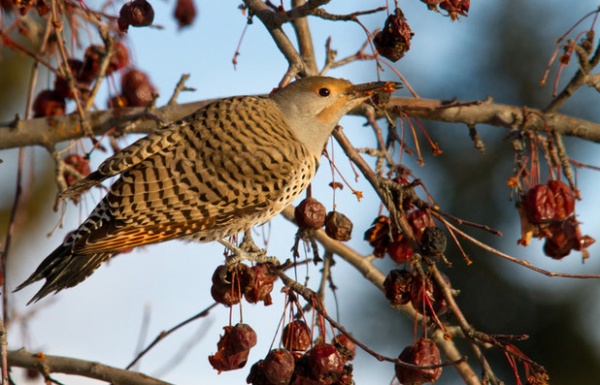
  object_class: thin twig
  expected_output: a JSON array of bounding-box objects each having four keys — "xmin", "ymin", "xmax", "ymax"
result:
[{"xmin": 125, "ymin": 303, "xmax": 218, "ymax": 370}]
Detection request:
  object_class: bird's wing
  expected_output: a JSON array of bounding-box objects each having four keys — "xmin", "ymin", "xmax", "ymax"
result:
[
  {"xmin": 72, "ymin": 96, "xmax": 311, "ymax": 253},
  {"xmin": 61, "ymin": 122, "xmax": 189, "ymax": 198}
]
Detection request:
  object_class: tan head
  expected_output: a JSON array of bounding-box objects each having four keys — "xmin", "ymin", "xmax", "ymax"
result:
[{"xmin": 271, "ymin": 76, "xmax": 396, "ymax": 158}]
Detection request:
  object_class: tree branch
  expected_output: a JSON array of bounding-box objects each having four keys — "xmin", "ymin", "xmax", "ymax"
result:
[
  {"xmin": 8, "ymin": 348, "xmax": 172, "ymax": 385},
  {"xmin": 2, "ymin": 96, "xmax": 599, "ymax": 151}
]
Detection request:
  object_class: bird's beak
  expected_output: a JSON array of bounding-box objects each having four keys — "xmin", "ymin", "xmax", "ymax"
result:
[{"xmin": 346, "ymin": 81, "xmax": 400, "ymax": 99}]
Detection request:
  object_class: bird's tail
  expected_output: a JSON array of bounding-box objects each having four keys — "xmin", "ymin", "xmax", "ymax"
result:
[{"xmin": 15, "ymin": 242, "xmax": 114, "ymax": 304}]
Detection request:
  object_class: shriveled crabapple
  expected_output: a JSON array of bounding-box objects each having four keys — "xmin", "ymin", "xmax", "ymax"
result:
[
  {"xmin": 373, "ymin": 8, "xmax": 414, "ymax": 62},
  {"xmin": 325, "ymin": 211, "xmax": 353, "ymax": 241},
  {"xmin": 118, "ymin": 0, "xmax": 155, "ymax": 32},
  {"xmin": 32, "ymin": 90, "xmax": 65, "ymax": 118},
  {"xmin": 295, "ymin": 197, "xmax": 327, "ymax": 230},
  {"xmin": 395, "ymin": 338, "xmax": 442, "ymax": 384},
  {"xmin": 282, "ymin": 320, "xmax": 312, "ymax": 352},
  {"xmin": 384, "ymin": 269, "xmax": 414, "ymax": 306}
]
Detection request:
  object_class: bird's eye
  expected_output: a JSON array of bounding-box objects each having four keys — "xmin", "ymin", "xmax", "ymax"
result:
[{"xmin": 318, "ymin": 87, "xmax": 331, "ymax": 97}]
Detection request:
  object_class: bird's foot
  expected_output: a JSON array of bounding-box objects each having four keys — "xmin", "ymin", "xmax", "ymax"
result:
[{"xmin": 218, "ymin": 238, "xmax": 279, "ymax": 267}]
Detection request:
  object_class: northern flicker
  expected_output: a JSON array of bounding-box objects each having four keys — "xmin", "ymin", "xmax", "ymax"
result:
[{"xmin": 16, "ymin": 76, "xmax": 396, "ymax": 303}]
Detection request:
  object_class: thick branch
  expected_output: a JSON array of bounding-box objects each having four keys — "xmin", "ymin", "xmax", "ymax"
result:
[
  {"xmin": 2, "ymin": 96, "xmax": 599, "ymax": 151},
  {"xmin": 8, "ymin": 348, "xmax": 172, "ymax": 385}
]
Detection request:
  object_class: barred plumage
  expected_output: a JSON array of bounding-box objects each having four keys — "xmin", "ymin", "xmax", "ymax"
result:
[{"xmin": 16, "ymin": 76, "xmax": 395, "ymax": 303}]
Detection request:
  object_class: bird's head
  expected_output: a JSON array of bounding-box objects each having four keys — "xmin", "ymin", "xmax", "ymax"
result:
[{"xmin": 271, "ymin": 76, "xmax": 397, "ymax": 158}]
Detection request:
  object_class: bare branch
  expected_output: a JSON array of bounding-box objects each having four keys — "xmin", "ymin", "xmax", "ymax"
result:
[{"xmin": 8, "ymin": 349, "xmax": 172, "ymax": 385}]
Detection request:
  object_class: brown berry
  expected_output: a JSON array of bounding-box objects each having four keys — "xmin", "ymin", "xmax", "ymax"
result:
[
  {"xmin": 332, "ymin": 334, "xmax": 356, "ymax": 362},
  {"xmin": 440, "ymin": 0, "xmax": 470, "ymax": 20},
  {"xmin": 547, "ymin": 180, "xmax": 575, "ymax": 220},
  {"xmin": 262, "ymin": 349, "xmax": 295, "ymax": 385},
  {"xmin": 32, "ymin": 90, "xmax": 65, "ymax": 118},
  {"xmin": 295, "ymin": 197, "xmax": 327, "ymax": 230},
  {"xmin": 420, "ymin": 227, "xmax": 447, "ymax": 257},
  {"xmin": 174, "ymin": 0, "xmax": 197, "ymax": 29},
  {"xmin": 209, "ymin": 324, "xmax": 255, "ymax": 373},
  {"xmin": 373, "ymin": 8, "xmax": 414, "ymax": 62},
  {"xmin": 54, "ymin": 59, "xmax": 90, "ymax": 99},
  {"xmin": 121, "ymin": 69, "xmax": 157, "ymax": 107},
  {"xmin": 395, "ymin": 338, "xmax": 442, "ymax": 384},
  {"xmin": 229, "ymin": 323, "xmax": 257, "ymax": 352},
  {"xmin": 306, "ymin": 343, "xmax": 344, "ymax": 384},
  {"xmin": 244, "ymin": 263, "xmax": 276, "ymax": 305},
  {"xmin": 523, "ymin": 184, "xmax": 556, "ymax": 224},
  {"xmin": 63, "ymin": 154, "xmax": 91, "ymax": 187},
  {"xmin": 410, "ymin": 275, "xmax": 448, "ymax": 316},
  {"xmin": 387, "ymin": 235, "xmax": 413, "ymax": 263},
  {"xmin": 210, "ymin": 264, "xmax": 253, "ymax": 306},
  {"xmin": 364, "ymin": 215, "xmax": 392, "ymax": 258},
  {"xmin": 282, "ymin": 320, "xmax": 312, "ymax": 351},
  {"xmin": 383, "ymin": 269, "xmax": 414, "ymax": 306},
  {"xmin": 325, "ymin": 211, "xmax": 353, "ymax": 241},
  {"xmin": 118, "ymin": 0, "xmax": 154, "ymax": 32}
]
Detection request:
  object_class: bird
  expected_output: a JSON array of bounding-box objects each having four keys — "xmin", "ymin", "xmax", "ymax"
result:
[{"xmin": 16, "ymin": 76, "xmax": 396, "ymax": 303}]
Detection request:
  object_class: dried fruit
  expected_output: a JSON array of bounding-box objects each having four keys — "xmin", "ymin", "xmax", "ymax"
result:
[
  {"xmin": 118, "ymin": 0, "xmax": 155, "ymax": 32},
  {"xmin": 306, "ymin": 343, "xmax": 344, "ymax": 384},
  {"xmin": 420, "ymin": 227, "xmax": 447, "ymax": 257},
  {"xmin": 373, "ymin": 8, "xmax": 414, "ymax": 62},
  {"xmin": 54, "ymin": 59, "xmax": 91, "ymax": 99},
  {"xmin": 547, "ymin": 180, "xmax": 575, "ymax": 220},
  {"xmin": 262, "ymin": 349, "xmax": 295, "ymax": 385},
  {"xmin": 325, "ymin": 211, "xmax": 353, "ymax": 241},
  {"xmin": 229, "ymin": 323, "xmax": 257, "ymax": 352},
  {"xmin": 209, "ymin": 323, "xmax": 256, "ymax": 373},
  {"xmin": 121, "ymin": 69, "xmax": 157, "ymax": 107},
  {"xmin": 108, "ymin": 42, "xmax": 130, "ymax": 74},
  {"xmin": 174, "ymin": 0, "xmax": 197, "ymax": 29},
  {"xmin": 407, "ymin": 210, "xmax": 435, "ymax": 241},
  {"xmin": 244, "ymin": 263, "xmax": 276, "ymax": 305},
  {"xmin": 395, "ymin": 338, "xmax": 442, "ymax": 384},
  {"xmin": 32, "ymin": 90, "xmax": 65, "ymax": 118},
  {"xmin": 440, "ymin": 0, "xmax": 470, "ymax": 20},
  {"xmin": 295, "ymin": 197, "xmax": 326, "ymax": 230},
  {"xmin": 282, "ymin": 320, "xmax": 312, "ymax": 352},
  {"xmin": 63, "ymin": 154, "xmax": 91, "ymax": 187},
  {"xmin": 332, "ymin": 334, "xmax": 356, "ymax": 362},
  {"xmin": 410, "ymin": 275, "xmax": 448, "ymax": 316},
  {"xmin": 364, "ymin": 215, "xmax": 391, "ymax": 258},
  {"xmin": 523, "ymin": 184, "xmax": 556, "ymax": 224},
  {"xmin": 210, "ymin": 264, "xmax": 253, "ymax": 306},
  {"xmin": 387, "ymin": 235, "xmax": 413, "ymax": 263},
  {"xmin": 383, "ymin": 269, "xmax": 414, "ymax": 306},
  {"xmin": 543, "ymin": 218, "xmax": 595, "ymax": 259}
]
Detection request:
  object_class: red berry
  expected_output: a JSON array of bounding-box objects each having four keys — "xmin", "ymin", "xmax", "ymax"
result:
[
  {"xmin": 332, "ymin": 334, "xmax": 356, "ymax": 362},
  {"xmin": 395, "ymin": 338, "xmax": 442, "ymax": 384},
  {"xmin": 262, "ymin": 349, "xmax": 295, "ymax": 385},
  {"xmin": 121, "ymin": 69, "xmax": 157, "ymax": 107},
  {"xmin": 295, "ymin": 197, "xmax": 327, "ymax": 230},
  {"xmin": 373, "ymin": 8, "xmax": 414, "ymax": 62},
  {"xmin": 118, "ymin": 0, "xmax": 154, "ymax": 32},
  {"xmin": 547, "ymin": 180, "xmax": 575, "ymax": 220},
  {"xmin": 63, "ymin": 154, "xmax": 91, "ymax": 187},
  {"xmin": 383, "ymin": 269, "xmax": 414, "ymax": 306},
  {"xmin": 282, "ymin": 320, "xmax": 312, "ymax": 351},
  {"xmin": 32, "ymin": 90, "xmax": 65, "ymax": 118},
  {"xmin": 244, "ymin": 263, "xmax": 276, "ymax": 305},
  {"xmin": 523, "ymin": 184, "xmax": 556, "ymax": 224},
  {"xmin": 174, "ymin": 0, "xmax": 197, "ymax": 29},
  {"xmin": 306, "ymin": 343, "xmax": 344, "ymax": 384}
]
